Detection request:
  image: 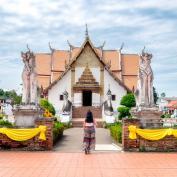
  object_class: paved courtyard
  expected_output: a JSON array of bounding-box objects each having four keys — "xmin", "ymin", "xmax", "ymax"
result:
[
  {"xmin": 54, "ymin": 128, "xmax": 121, "ymax": 152},
  {"xmin": 0, "ymin": 152, "xmax": 177, "ymax": 177},
  {"xmin": 0, "ymin": 128, "xmax": 177, "ymax": 177}
]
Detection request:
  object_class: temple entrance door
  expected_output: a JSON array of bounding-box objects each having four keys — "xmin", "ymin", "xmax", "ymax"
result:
[{"xmin": 82, "ymin": 90, "xmax": 92, "ymax": 106}]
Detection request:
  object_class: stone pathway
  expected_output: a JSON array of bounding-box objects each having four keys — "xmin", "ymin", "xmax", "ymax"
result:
[
  {"xmin": 0, "ymin": 152, "xmax": 177, "ymax": 177},
  {"xmin": 54, "ymin": 128, "xmax": 122, "ymax": 152}
]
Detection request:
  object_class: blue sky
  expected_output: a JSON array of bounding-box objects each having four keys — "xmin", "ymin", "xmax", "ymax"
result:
[{"xmin": 0, "ymin": 0, "xmax": 177, "ymax": 96}]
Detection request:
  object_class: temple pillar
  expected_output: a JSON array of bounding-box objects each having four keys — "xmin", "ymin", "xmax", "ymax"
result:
[
  {"xmin": 92, "ymin": 92, "xmax": 100, "ymax": 107},
  {"xmin": 73, "ymin": 92, "xmax": 82, "ymax": 107}
]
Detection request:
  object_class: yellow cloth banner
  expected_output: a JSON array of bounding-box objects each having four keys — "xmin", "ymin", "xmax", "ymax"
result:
[
  {"xmin": 129, "ymin": 125, "xmax": 177, "ymax": 141},
  {"xmin": 0, "ymin": 125, "xmax": 46, "ymax": 141}
]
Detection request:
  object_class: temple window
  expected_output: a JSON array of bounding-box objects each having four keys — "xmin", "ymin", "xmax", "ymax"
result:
[
  {"xmin": 60, "ymin": 95, "xmax": 64, "ymax": 100},
  {"xmin": 112, "ymin": 95, "xmax": 116, "ymax": 101}
]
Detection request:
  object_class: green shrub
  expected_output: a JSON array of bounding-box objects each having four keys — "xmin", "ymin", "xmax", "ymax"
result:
[
  {"xmin": 54, "ymin": 121, "xmax": 65, "ymax": 129},
  {"xmin": 0, "ymin": 120, "xmax": 13, "ymax": 128},
  {"xmin": 104, "ymin": 122, "xmax": 114, "ymax": 129},
  {"xmin": 0, "ymin": 114, "xmax": 4, "ymax": 119},
  {"xmin": 109, "ymin": 123, "xmax": 122, "ymax": 143},
  {"xmin": 161, "ymin": 113, "xmax": 171, "ymax": 118},
  {"xmin": 40, "ymin": 99, "xmax": 56, "ymax": 115},
  {"xmin": 120, "ymin": 93, "xmax": 136, "ymax": 108},
  {"xmin": 53, "ymin": 121, "xmax": 65, "ymax": 143},
  {"xmin": 62, "ymin": 122, "xmax": 72, "ymax": 129},
  {"xmin": 117, "ymin": 93, "xmax": 136, "ymax": 119},
  {"xmin": 164, "ymin": 114, "xmax": 171, "ymax": 118},
  {"xmin": 161, "ymin": 114, "xmax": 165, "ymax": 118},
  {"xmin": 117, "ymin": 106, "xmax": 130, "ymax": 119}
]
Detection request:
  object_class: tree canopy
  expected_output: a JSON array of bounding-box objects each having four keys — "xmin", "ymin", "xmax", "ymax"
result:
[
  {"xmin": 0, "ymin": 89, "xmax": 22, "ymax": 105},
  {"xmin": 153, "ymin": 87, "xmax": 158, "ymax": 104}
]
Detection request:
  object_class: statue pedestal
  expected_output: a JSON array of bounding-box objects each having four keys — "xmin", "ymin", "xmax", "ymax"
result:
[
  {"xmin": 12, "ymin": 105, "xmax": 42, "ymax": 127},
  {"xmin": 131, "ymin": 107, "xmax": 163, "ymax": 128},
  {"xmin": 104, "ymin": 115, "xmax": 115, "ymax": 124}
]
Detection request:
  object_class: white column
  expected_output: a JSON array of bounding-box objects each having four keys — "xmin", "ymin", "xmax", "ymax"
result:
[
  {"xmin": 73, "ymin": 93, "xmax": 82, "ymax": 107},
  {"xmin": 92, "ymin": 93, "xmax": 100, "ymax": 107}
]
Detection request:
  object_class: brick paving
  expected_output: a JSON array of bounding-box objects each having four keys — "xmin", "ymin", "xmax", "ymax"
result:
[{"xmin": 0, "ymin": 152, "xmax": 177, "ymax": 177}]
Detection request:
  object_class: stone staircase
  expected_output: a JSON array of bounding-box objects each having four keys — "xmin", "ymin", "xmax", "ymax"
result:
[
  {"xmin": 72, "ymin": 106, "xmax": 103, "ymax": 128},
  {"xmin": 72, "ymin": 106, "xmax": 102, "ymax": 118},
  {"xmin": 71, "ymin": 118, "xmax": 104, "ymax": 128}
]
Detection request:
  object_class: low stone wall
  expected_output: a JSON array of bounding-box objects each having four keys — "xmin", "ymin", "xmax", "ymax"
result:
[
  {"xmin": 0, "ymin": 118, "xmax": 54, "ymax": 150},
  {"xmin": 122, "ymin": 119, "xmax": 140, "ymax": 151},
  {"xmin": 123, "ymin": 118, "xmax": 177, "ymax": 152}
]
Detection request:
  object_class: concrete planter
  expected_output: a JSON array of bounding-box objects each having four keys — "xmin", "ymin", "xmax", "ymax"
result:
[
  {"xmin": 104, "ymin": 115, "xmax": 115, "ymax": 124},
  {"xmin": 60, "ymin": 114, "xmax": 71, "ymax": 123},
  {"xmin": 12, "ymin": 105, "xmax": 42, "ymax": 127}
]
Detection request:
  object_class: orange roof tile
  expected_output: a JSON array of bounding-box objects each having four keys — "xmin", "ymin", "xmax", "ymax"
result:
[
  {"xmin": 71, "ymin": 48, "xmax": 80, "ymax": 59},
  {"xmin": 52, "ymin": 50, "xmax": 70, "ymax": 71},
  {"xmin": 167, "ymin": 100, "xmax": 177, "ymax": 108},
  {"xmin": 121, "ymin": 54, "xmax": 139, "ymax": 75},
  {"xmin": 103, "ymin": 50, "xmax": 120, "ymax": 71},
  {"xmin": 51, "ymin": 72, "xmax": 62, "ymax": 83},
  {"xmin": 35, "ymin": 54, "xmax": 51, "ymax": 75},
  {"xmin": 123, "ymin": 76, "xmax": 138, "ymax": 90},
  {"xmin": 37, "ymin": 76, "xmax": 50, "ymax": 89},
  {"xmin": 112, "ymin": 71, "xmax": 122, "ymax": 80}
]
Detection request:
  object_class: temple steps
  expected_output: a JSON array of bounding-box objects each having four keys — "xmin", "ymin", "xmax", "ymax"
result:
[
  {"xmin": 72, "ymin": 106, "xmax": 103, "ymax": 127},
  {"xmin": 71, "ymin": 118, "xmax": 104, "ymax": 128},
  {"xmin": 72, "ymin": 106, "xmax": 102, "ymax": 119}
]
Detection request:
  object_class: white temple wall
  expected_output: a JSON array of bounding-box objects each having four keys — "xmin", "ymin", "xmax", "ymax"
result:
[
  {"xmin": 104, "ymin": 69, "xmax": 127, "ymax": 112},
  {"xmin": 48, "ymin": 70, "xmax": 71, "ymax": 115}
]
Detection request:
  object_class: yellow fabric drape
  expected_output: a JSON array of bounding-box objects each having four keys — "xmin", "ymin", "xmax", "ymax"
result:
[
  {"xmin": 0, "ymin": 125, "xmax": 46, "ymax": 141},
  {"xmin": 129, "ymin": 125, "xmax": 177, "ymax": 141}
]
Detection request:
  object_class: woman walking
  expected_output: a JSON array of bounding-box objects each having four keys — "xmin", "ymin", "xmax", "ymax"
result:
[{"xmin": 83, "ymin": 109, "xmax": 96, "ymax": 154}]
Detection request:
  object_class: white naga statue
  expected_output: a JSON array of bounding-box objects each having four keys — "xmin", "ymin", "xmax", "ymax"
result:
[
  {"xmin": 135, "ymin": 48, "xmax": 154, "ymax": 108},
  {"xmin": 61, "ymin": 90, "xmax": 72, "ymax": 115},
  {"xmin": 103, "ymin": 88, "xmax": 114, "ymax": 116},
  {"xmin": 21, "ymin": 47, "xmax": 38, "ymax": 105}
]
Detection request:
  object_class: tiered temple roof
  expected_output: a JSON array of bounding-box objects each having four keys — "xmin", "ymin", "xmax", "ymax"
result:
[{"xmin": 34, "ymin": 30, "xmax": 140, "ymax": 91}]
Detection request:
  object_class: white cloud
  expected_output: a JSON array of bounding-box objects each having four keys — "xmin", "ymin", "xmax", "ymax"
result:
[{"xmin": 96, "ymin": 0, "xmax": 177, "ymax": 12}]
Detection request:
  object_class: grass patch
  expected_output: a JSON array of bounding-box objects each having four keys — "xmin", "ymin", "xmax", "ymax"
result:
[
  {"xmin": 53, "ymin": 121, "xmax": 65, "ymax": 143},
  {"xmin": 107, "ymin": 122, "xmax": 122, "ymax": 144}
]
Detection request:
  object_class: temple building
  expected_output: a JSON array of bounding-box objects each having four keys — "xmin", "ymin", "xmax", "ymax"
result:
[{"xmin": 34, "ymin": 27, "xmax": 140, "ymax": 119}]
